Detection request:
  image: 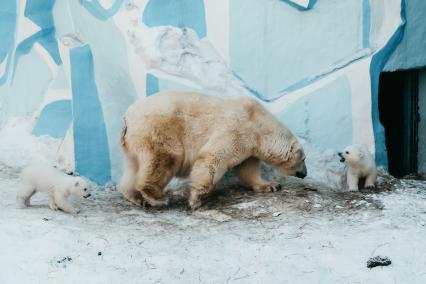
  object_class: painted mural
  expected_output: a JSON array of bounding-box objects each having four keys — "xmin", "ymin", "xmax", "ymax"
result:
[{"xmin": 0, "ymin": 0, "xmax": 407, "ymax": 184}]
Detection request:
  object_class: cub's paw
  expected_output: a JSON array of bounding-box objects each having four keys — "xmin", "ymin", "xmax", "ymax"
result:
[
  {"xmin": 49, "ymin": 204, "xmax": 59, "ymax": 211},
  {"xmin": 365, "ymin": 184, "xmax": 376, "ymax": 189}
]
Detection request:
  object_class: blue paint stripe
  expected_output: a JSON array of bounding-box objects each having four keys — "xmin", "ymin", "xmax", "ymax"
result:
[
  {"xmin": 362, "ymin": 0, "xmax": 371, "ymax": 48},
  {"xmin": 0, "ymin": 0, "xmax": 17, "ymax": 85},
  {"xmin": 0, "ymin": 0, "xmax": 16, "ymax": 63},
  {"xmin": 24, "ymin": 0, "xmax": 56, "ymax": 28},
  {"xmin": 32, "ymin": 100, "xmax": 72, "ymax": 138},
  {"xmin": 143, "ymin": 0, "xmax": 206, "ymax": 38},
  {"xmin": 78, "ymin": 0, "xmax": 124, "ymax": 21},
  {"xmin": 146, "ymin": 73, "xmax": 159, "ymax": 96},
  {"xmin": 281, "ymin": 0, "xmax": 318, "ymax": 11},
  {"xmin": 370, "ymin": 0, "xmax": 407, "ymax": 167},
  {"xmin": 70, "ymin": 44, "xmax": 111, "ymax": 185}
]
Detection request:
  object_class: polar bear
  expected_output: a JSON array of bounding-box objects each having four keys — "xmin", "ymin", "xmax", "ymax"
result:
[
  {"xmin": 119, "ymin": 91, "xmax": 307, "ymax": 210},
  {"xmin": 338, "ymin": 145, "xmax": 377, "ymax": 191},
  {"xmin": 17, "ymin": 165, "xmax": 91, "ymax": 214}
]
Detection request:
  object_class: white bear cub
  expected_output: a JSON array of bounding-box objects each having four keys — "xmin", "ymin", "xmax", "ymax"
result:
[
  {"xmin": 17, "ymin": 165, "xmax": 91, "ymax": 214},
  {"xmin": 338, "ymin": 145, "xmax": 377, "ymax": 191}
]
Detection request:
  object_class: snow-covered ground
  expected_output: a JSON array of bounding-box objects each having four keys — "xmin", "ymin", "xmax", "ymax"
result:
[{"xmin": 1, "ymin": 164, "xmax": 426, "ymax": 284}]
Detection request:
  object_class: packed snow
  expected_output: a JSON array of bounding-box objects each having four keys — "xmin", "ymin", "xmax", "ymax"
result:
[{"xmin": 1, "ymin": 161, "xmax": 426, "ymax": 283}]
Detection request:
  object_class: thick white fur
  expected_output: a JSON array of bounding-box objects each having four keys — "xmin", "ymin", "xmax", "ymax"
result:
[
  {"xmin": 17, "ymin": 165, "xmax": 90, "ymax": 214},
  {"xmin": 339, "ymin": 145, "xmax": 377, "ymax": 191},
  {"xmin": 120, "ymin": 91, "xmax": 307, "ymax": 209}
]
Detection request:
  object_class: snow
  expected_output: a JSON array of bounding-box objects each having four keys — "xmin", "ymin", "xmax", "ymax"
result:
[
  {"xmin": 1, "ymin": 165, "xmax": 426, "ymax": 284},
  {"xmin": 0, "ymin": 117, "xmax": 62, "ymax": 168},
  {"xmin": 129, "ymin": 25, "xmax": 250, "ymax": 96}
]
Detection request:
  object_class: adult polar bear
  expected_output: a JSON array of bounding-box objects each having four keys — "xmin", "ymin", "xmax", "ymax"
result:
[{"xmin": 120, "ymin": 91, "xmax": 307, "ymax": 209}]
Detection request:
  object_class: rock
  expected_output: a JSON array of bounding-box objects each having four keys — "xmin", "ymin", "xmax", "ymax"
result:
[{"xmin": 367, "ymin": 256, "xmax": 391, "ymax": 269}]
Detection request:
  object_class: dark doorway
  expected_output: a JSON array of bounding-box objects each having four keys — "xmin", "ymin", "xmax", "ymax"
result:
[{"xmin": 379, "ymin": 70, "xmax": 419, "ymax": 178}]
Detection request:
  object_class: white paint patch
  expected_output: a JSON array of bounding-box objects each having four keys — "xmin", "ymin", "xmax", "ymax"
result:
[
  {"xmin": 346, "ymin": 57, "xmax": 376, "ymax": 154},
  {"xmin": 113, "ymin": 0, "xmax": 149, "ymax": 97},
  {"xmin": 34, "ymin": 43, "xmax": 58, "ymax": 78},
  {"xmin": 370, "ymin": 0, "xmax": 403, "ymax": 50},
  {"xmin": 15, "ymin": 0, "xmax": 40, "ymax": 44},
  {"xmin": 204, "ymin": 0, "xmax": 230, "ymax": 61},
  {"xmin": 0, "ymin": 55, "xmax": 8, "ymax": 77},
  {"xmin": 289, "ymin": 0, "xmax": 310, "ymax": 9}
]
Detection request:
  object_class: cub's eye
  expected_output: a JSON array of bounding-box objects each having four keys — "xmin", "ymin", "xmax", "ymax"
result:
[
  {"xmin": 84, "ymin": 188, "xmax": 87, "ymax": 191},
  {"xmin": 345, "ymin": 151, "xmax": 349, "ymax": 154}
]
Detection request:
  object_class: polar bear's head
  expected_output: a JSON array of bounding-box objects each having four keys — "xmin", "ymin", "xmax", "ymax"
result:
[
  {"xmin": 274, "ymin": 141, "xmax": 307, "ymax": 179},
  {"xmin": 70, "ymin": 177, "xmax": 91, "ymax": 198},
  {"xmin": 338, "ymin": 145, "xmax": 364, "ymax": 166}
]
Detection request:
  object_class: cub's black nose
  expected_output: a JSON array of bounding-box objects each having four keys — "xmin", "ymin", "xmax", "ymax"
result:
[
  {"xmin": 84, "ymin": 193, "xmax": 91, "ymax": 198},
  {"xmin": 338, "ymin": 152, "xmax": 343, "ymax": 157}
]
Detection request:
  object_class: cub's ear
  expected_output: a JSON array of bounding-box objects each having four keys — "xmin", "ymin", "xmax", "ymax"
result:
[{"xmin": 74, "ymin": 181, "xmax": 80, "ymax": 187}]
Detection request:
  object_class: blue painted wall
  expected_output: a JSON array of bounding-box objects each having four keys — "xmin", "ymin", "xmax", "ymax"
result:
[
  {"xmin": 384, "ymin": 0, "xmax": 426, "ymax": 71},
  {"xmin": 70, "ymin": 45, "xmax": 111, "ymax": 185}
]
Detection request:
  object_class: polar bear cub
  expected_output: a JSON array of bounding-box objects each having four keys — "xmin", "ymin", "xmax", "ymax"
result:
[
  {"xmin": 338, "ymin": 145, "xmax": 377, "ymax": 191},
  {"xmin": 17, "ymin": 165, "xmax": 91, "ymax": 214}
]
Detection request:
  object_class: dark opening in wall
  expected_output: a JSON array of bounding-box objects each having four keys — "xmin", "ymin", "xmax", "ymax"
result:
[{"xmin": 378, "ymin": 70, "xmax": 419, "ymax": 178}]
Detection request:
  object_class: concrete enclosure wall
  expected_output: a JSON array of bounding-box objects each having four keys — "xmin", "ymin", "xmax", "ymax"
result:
[{"xmin": 0, "ymin": 0, "xmax": 415, "ymax": 184}]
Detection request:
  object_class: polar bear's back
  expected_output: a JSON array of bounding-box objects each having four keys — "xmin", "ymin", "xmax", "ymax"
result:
[
  {"xmin": 21, "ymin": 165, "xmax": 71, "ymax": 191},
  {"xmin": 125, "ymin": 92, "xmax": 259, "ymax": 141},
  {"xmin": 126, "ymin": 91, "xmax": 242, "ymax": 119}
]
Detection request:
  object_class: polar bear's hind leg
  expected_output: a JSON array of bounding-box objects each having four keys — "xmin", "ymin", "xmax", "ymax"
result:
[{"xmin": 134, "ymin": 151, "xmax": 175, "ymax": 207}]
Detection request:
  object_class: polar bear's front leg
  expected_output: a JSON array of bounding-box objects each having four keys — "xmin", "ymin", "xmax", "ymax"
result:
[
  {"xmin": 48, "ymin": 196, "xmax": 58, "ymax": 210},
  {"xmin": 236, "ymin": 157, "xmax": 281, "ymax": 192},
  {"xmin": 55, "ymin": 195, "xmax": 78, "ymax": 214},
  {"xmin": 189, "ymin": 155, "xmax": 228, "ymax": 210},
  {"xmin": 347, "ymin": 171, "xmax": 359, "ymax": 191},
  {"xmin": 364, "ymin": 170, "xmax": 377, "ymax": 189}
]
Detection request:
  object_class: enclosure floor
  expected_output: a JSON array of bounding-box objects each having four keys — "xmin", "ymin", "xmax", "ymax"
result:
[{"xmin": 1, "ymin": 168, "xmax": 426, "ymax": 284}]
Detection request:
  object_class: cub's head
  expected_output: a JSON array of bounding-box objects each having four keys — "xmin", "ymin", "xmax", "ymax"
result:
[
  {"xmin": 70, "ymin": 177, "xmax": 91, "ymax": 198},
  {"xmin": 274, "ymin": 141, "xmax": 307, "ymax": 179},
  {"xmin": 338, "ymin": 145, "xmax": 363, "ymax": 165}
]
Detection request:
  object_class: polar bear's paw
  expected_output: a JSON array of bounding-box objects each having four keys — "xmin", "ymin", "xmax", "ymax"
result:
[
  {"xmin": 254, "ymin": 182, "xmax": 282, "ymax": 193},
  {"xmin": 365, "ymin": 184, "xmax": 375, "ymax": 189},
  {"xmin": 49, "ymin": 203, "xmax": 59, "ymax": 211}
]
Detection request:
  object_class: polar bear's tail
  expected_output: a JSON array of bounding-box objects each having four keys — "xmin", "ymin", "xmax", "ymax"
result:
[{"xmin": 120, "ymin": 117, "xmax": 128, "ymax": 152}]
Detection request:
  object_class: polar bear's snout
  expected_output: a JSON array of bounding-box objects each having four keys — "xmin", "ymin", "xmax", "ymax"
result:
[
  {"xmin": 296, "ymin": 163, "xmax": 307, "ymax": 179},
  {"xmin": 338, "ymin": 152, "xmax": 345, "ymax": 163}
]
